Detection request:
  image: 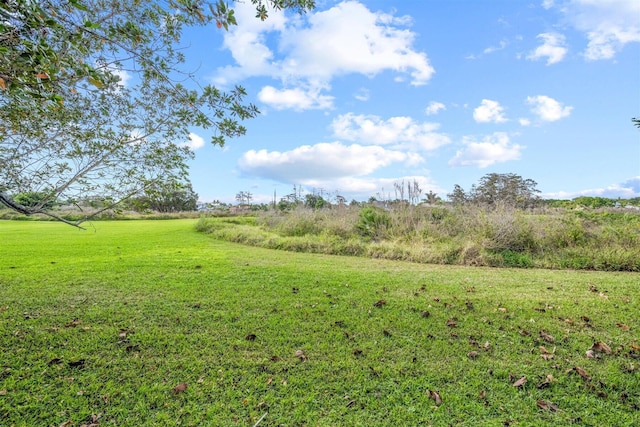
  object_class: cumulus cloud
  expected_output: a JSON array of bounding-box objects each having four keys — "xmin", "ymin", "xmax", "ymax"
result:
[
  {"xmin": 258, "ymin": 84, "xmax": 334, "ymax": 110},
  {"xmin": 182, "ymin": 132, "xmax": 206, "ymax": 151},
  {"xmin": 213, "ymin": 1, "xmax": 434, "ymax": 110},
  {"xmin": 544, "ymin": 176, "xmax": 640, "ymax": 199},
  {"xmin": 551, "ymin": 0, "xmax": 640, "ymax": 60},
  {"xmin": 425, "ymin": 101, "xmax": 446, "ymax": 116},
  {"xmin": 330, "ymin": 113, "xmax": 450, "ymax": 151},
  {"xmin": 238, "ymin": 141, "xmax": 422, "ymax": 183},
  {"xmin": 527, "ymin": 33, "xmax": 568, "ymax": 64},
  {"xmin": 473, "ymin": 99, "xmax": 508, "ymax": 123},
  {"xmin": 526, "ymin": 95, "xmax": 573, "ymax": 121},
  {"xmin": 449, "ymin": 132, "xmax": 523, "ymax": 168}
]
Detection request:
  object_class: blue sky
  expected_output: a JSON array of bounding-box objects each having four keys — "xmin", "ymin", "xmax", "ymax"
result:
[{"xmin": 177, "ymin": 0, "xmax": 639, "ymax": 204}]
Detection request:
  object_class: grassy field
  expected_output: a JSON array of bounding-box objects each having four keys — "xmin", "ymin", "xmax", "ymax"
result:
[{"xmin": 0, "ymin": 220, "xmax": 638, "ymax": 426}]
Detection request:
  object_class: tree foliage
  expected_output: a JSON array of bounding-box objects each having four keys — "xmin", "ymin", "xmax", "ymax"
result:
[
  {"xmin": 449, "ymin": 173, "xmax": 541, "ymax": 209},
  {"xmin": 129, "ymin": 181, "xmax": 199, "ymax": 212},
  {"xmin": 0, "ymin": 0, "xmax": 315, "ymax": 226}
]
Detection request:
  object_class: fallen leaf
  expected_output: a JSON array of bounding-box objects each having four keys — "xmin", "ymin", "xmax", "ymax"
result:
[
  {"xmin": 0, "ymin": 77, "xmax": 6, "ymax": 90},
  {"xmin": 421, "ymin": 310, "xmax": 430, "ymax": 318},
  {"xmin": 352, "ymin": 349, "xmax": 363, "ymax": 356},
  {"xmin": 540, "ymin": 331, "xmax": 555, "ymax": 343},
  {"xmin": 427, "ymin": 390, "xmax": 442, "ymax": 405},
  {"xmin": 0, "ymin": 390, "xmax": 6, "ymax": 395},
  {"xmin": 537, "ymin": 374, "xmax": 554, "ymax": 389},
  {"xmin": 295, "ymin": 349, "xmax": 307, "ymax": 361},
  {"xmin": 65, "ymin": 318, "xmax": 81, "ymax": 328},
  {"xmin": 466, "ymin": 301, "xmax": 474, "ymax": 310},
  {"xmin": 266, "ymin": 377, "xmax": 273, "ymax": 385},
  {"xmin": 346, "ymin": 399, "xmax": 356, "ymax": 408},
  {"xmin": 433, "ymin": 297, "xmax": 440, "ymax": 302},
  {"xmin": 373, "ymin": 299, "xmax": 386, "ymax": 307},
  {"xmin": 573, "ymin": 366, "xmax": 591, "ymax": 380},
  {"xmin": 68, "ymin": 359, "xmax": 85, "ymax": 369},
  {"xmin": 598, "ymin": 292, "xmax": 608, "ymax": 299},
  {"xmin": 59, "ymin": 422, "xmax": 72, "ymax": 427},
  {"xmin": 446, "ymin": 318, "xmax": 457, "ymax": 327},
  {"xmin": 245, "ymin": 333, "xmax": 257, "ymax": 341},
  {"xmin": 467, "ymin": 351, "xmax": 479, "ymax": 359},
  {"xmin": 484, "ymin": 341, "xmax": 490, "ymax": 351},
  {"xmin": 519, "ymin": 330, "xmax": 531, "ymax": 336},
  {"xmin": 585, "ymin": 350, "xmax": 597, "ymax": 359},
  {"xmin": 478, "ymin": 390, "xmax": 486, "ymax": 399},
  {"xmin": 498, "ymin": 307, "xmax": 507, "ymax": 313},
  {"xmin": 591, "ymin": 341, "xmax": 612, "ymax": 354},
  {"xmin": 616, "ymin": 323, "xmax": 630, "ymax": 331},
  {"xmin": 36, "ymin": 72, "xmax": 49, "ymax": 79},
  {"xmin": 172, "ymin": 383, "xmax": 188, "ymax": 394},
  {"xmin": 537, "ymin": 399, "xmax": 559, "ymax": 412},
  {"xmin": 48, "ymin": 358, "xmax": 63, "ymax": 366},
  {"xmin": 589, "ymin": 284, "xmax": 598, "ymax": 292},
  {"xmin": 513, "ymin": 376, "xmax": 527, "ymax": 388}
]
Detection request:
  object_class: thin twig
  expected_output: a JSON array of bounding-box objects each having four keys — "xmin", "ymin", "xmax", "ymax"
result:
[{"xmin": 253, "ymin": 412, "xmax": 268, "ymax": 427}]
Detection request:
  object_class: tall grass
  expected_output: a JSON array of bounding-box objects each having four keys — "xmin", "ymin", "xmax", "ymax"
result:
[{"xmin": 196, "ymin": 205, "xmax": 640, "ymax": 271}]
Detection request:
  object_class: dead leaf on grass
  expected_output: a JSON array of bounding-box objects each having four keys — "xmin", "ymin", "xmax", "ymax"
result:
[
  {"xmin": 537, "ymin": 374, "xmax": 554, "ymax": 389},
  {"xmin": 421, "ymin": 310, "xmax": 430, "ymax": 318},
  {"xmin": 540, "ymin": 331, "xmax": 555, "ymax": 343},
  {"xmin": 446, "ymin": 318, "xmax": 457, "ymax": 327},
  {"xmin": 59, "ymin": 422, "xmax": 73, "ymax": 427},
  {"xmin": 172, "ymin": 383, "xmax": 188, "ymax": 394},
  {"xmin": 245, "ymin": 333, "xmax": 257, "ymax": 341},
  {"xmin": 537, "ymin": 399, "xmax": 560, "ymax": 412},
  {"xmin": 295, "ymin": 349, "xmax": 307, "ymax": 361},
  {"xmin": 65, "ymin": 319, "xmax": 81, "ymax": 328},
  {"xmin": 498, "ymin": 307, "xmax": 507, "ymax": 313},
  {"xmin": 373, "ymin": 299, "xmax": 386, "ymax": 307},
  {"xmin": 0, "ymin": 390, "xmax": 6, "ymax": 395},
  {"xmin": 512, "ymin": 376, "xmax": 527, "ymax": 388},
  {"xmin": 467, "ymin": 351, "xmax": 479, "ymax": 359},
  {"xmin": 478, "ymin": 390, "xmax": 486, "ymax": 399},
  {"xmin": 427, "ymin": 390, "xmax": 442, "ymax": 405},
  {"xmin": 591, "ymin": 341, "xmax": 612, "ymax": 354},
  {"xmin": 598, "ymin": 292, "xmax": 608, "ymax": 299},
  {"xmin": 616, "ymin": 323, "xmax": 630, "ymax": 331},
  {"xmin": 589, "ymin": 284, "xmax": 598, "ymax": 293},
  {"xmin": 484, "ymin": 341, "xmax": 491, "ymax": 351},
  {"xmin": 570, "ymin": 366, "xmax": 591, "ymax": 380}
]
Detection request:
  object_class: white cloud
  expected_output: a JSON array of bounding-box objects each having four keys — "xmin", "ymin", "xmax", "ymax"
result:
[
  {"xmin": 425, "ymin": 101, "xmax": 446, "ymax": 116},
  {"xmin": 543, "ymin": 176, "xmax": 640, "ymax": 199},
  {"xmin": 552, "ymin": 0, "xmax": 640, "ymax": 60},
  {"xmin": 354, "ymin": 88, "xmax": 370, "ymax": 101},
  {"xmin": 213, "ymin": 1, "xmax": 434, "ymax": 109},
  {"xmin": 330, "ymin": 113, "xmax": 450, "ymax": 151},
  {"xmin": 526, "ymin": 95, "xmax": 573, "ymax": 121},
  {"xmin": 449, "ymin": 132, "xmax": 523, "ymax": 168},
  {"xmin": 483, "ymin": 40, "xmax": 508, "ymax": 54},
  {"xmin": 238, "ymin": 141, "xmax": 422, "ymax": 183},
  {"xmin": 527, "ymin": 33, "xmax": 568, "ymax": 64},
  {"xmin": 519, "ymin": 118, "xmax": 532, "ymax": 126},
  {"xmin": 473, "ymin": 99, "xmax": 508, "ymax": 123},
  {"xmin": 542, "ymin": 0, "xmax": 555, "ymax": 9},
  {"xmin": 183, "ymin": 132, "xmax": 205, "ymax": 151},
  {"xmin": 258, "ymin": 84, "xmax": 334, "ymax": 111}
]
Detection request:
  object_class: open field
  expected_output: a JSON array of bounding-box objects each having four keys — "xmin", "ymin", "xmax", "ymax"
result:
[{"xmin": 0, "ymin": 220, "xmax": 638, "ymax": 426}]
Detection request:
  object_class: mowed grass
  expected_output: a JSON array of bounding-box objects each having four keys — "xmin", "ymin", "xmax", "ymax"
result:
[{"xmin": 0, "ymin": 220, "xmax": 638, "ymax": 426}]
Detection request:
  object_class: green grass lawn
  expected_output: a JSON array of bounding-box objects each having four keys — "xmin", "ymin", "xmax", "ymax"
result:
[{"xmin": 0, "ymin": 220, "xmax": 638, "ymax": 426}]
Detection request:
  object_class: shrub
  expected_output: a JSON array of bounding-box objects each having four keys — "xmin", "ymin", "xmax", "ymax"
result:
[{"xmin": 356, "ymin": 207, "xmax": 390, "ymax": 238}]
